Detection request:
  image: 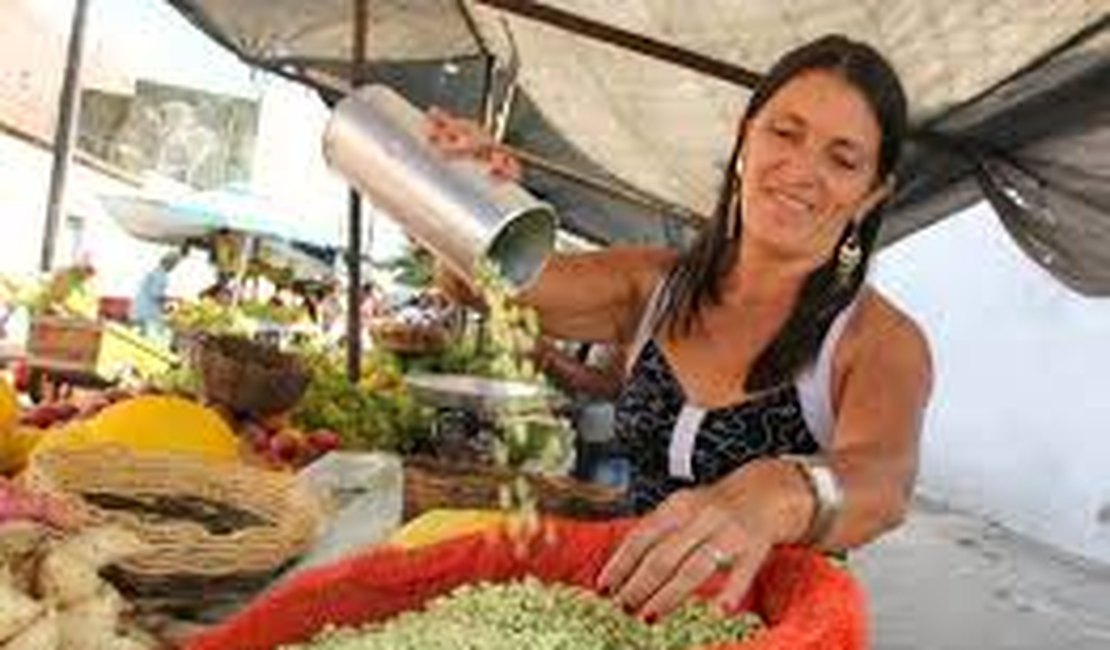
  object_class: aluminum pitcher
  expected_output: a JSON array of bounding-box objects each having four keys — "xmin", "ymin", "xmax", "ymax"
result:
[{"xmin": 323, "ymin": 85, "xmax": 557, "ymax": 293}]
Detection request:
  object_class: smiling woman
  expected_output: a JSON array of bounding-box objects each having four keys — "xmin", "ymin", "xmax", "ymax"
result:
[{"xmin": 429, "ymin": 34, "xmax": 933, "ymax": 623}]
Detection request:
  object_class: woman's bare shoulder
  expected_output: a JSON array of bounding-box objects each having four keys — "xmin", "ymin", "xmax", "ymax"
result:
[{"xmin": 841, "ymin": 288, "xmax": 932, "ymax": 380}]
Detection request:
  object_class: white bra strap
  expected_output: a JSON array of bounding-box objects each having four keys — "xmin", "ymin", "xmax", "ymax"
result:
[
  {"xmin": 796, "ymin": 299, "xmax": 861, "ymax": 449},
  {"xmin": 625, "ymin": 278, "xmax": 669, "ymax": 375}
]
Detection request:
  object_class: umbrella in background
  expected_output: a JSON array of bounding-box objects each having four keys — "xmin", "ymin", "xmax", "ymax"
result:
[
  {"xmin": 99, "ymin": 182, "xmax": 346, "ymax": 296},
  {"xmin": 99, "ymin": 183, "xmax": 344, "ymax": 250}
]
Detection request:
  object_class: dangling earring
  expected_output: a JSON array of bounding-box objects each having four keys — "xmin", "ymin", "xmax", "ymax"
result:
[
  {"xmin": 726, "ymin": 156, "xmax": 744, "ymax": 239},
  {"xmin": 836, "ymin": 222, "xmax": 863, "ymax": 286},
  {"xmin": 725, "ymin": 187, "xmax": 741, "ymax": 239}
]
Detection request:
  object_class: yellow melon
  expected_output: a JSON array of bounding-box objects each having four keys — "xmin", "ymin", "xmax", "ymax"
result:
[
  {"xmin": 0, "ymin": 425, "xmax": 45, "ymax": 474},
  {"xmin": 0, "ymin": 376, "xmax": 18, "ymax": 433},
  {"xmin": 389, "ymin": 509, "xmax": 509, "ymax": 549},
  {"xmin": 35, "ymin": 395, "xmax": 240, "ymax": 460}
]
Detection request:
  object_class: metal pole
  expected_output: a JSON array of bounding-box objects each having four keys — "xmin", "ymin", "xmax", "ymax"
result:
[
  {"xmin": 345, "ymin": 0, "xmax": 369, "ymax": 383},
  {"xmin": 475, "ymin": 0, "xmax": 761, "ymax": 89},
  {"xmin": 346, "ymin": 190, "xmax": 362, "ymax": 382},
  {"xmin": 41, "ymin": 0, "xmax": 92, "ymax": 272}
]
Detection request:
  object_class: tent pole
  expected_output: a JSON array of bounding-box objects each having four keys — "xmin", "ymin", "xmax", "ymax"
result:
[
  {"xmin": 41, "ymin": 0, "xmax": 91, "ymax": 272},
  {"xmin": 475, "ymin": 0, "xmax": 761, "ymax": 88},
  {"xmin": 345, "ymin": 0, "xmax": 369, "ymax": 384},
  {"xmin": 346, "ymin": 190, "xmax": 362, "ymax": 382}
]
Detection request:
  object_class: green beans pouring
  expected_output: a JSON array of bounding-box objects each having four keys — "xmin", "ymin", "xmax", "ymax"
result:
[{"xmin": 473, "ymin": 261, "xmax": 570, "ymax": 547}]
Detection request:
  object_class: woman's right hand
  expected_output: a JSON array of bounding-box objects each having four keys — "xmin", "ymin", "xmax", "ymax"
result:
[{"xmin": 425, "ymin": 107, "xmax": 522, "ymax": 183}]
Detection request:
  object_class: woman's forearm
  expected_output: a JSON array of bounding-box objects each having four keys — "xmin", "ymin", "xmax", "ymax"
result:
[
  {"xmin": 714, "ymin": 451, "xmax": 912, "ymax": 551},
  {"xmin": 824, "ymin": 448, "xmax": 914, "ymax": 548}
]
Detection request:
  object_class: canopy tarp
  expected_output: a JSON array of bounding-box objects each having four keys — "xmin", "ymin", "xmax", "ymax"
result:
[{"xmin": 165, "ymin": 0, "xmax": 1110, "ymax": 294}]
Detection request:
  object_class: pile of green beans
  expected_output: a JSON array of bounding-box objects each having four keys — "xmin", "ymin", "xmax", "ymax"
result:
[{"xmin": 289, "ymin": 577, "xmax": 761, "ymax": 650}]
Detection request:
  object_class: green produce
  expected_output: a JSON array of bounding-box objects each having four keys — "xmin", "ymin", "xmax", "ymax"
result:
[
  {"xmin": 166, "ymin": 298, "xmax": 245, "ymax": 335},
  {"xmin": 167, "ymin": 297, "xmax": 308, "ymax": 336},
  {"xmin": 473, "ymin": 260, "xmax": 543, "ymax": 385},
  {"xmin": 287, "ymin": 577, "xmax": 761, "ymax": 650},
  {"xmin": 291, "ymin": 345, "xmax": 432, "ymax": 453}
]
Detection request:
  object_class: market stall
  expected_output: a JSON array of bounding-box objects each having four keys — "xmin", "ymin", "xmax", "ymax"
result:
[
  {"xmin": 13, "ymin": 1, "xmax": 1106, "ymax": 648},
  {"xmin": 99, "ymin": 186, "xmax": 346, "ymax": 346},
  {"xmin": 0, "ymin": 265, "xmax": 178, "ymax": 402}
]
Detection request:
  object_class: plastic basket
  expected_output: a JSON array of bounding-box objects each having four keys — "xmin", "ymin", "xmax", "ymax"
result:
[{"xmin": 186, "ymin": 518, "xmax": 866, "ymax": 650}]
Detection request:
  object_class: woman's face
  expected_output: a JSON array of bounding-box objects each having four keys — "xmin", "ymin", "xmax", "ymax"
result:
[{"xmin": 738, "ymin": 69, "xmax": 883, "ymax": 260}]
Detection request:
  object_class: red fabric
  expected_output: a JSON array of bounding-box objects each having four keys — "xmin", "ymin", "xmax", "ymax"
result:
[{"xmin": 187, "ymin": 518, "xmax": 866, "ymax": 650}]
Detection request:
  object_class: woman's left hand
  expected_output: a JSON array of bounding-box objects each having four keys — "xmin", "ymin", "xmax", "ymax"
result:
[{"xmin": 596, "ymin": 478, "xmax": 782, "ymax": 620}]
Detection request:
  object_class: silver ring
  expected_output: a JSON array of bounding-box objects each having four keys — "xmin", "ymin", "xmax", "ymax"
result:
[{"xmin": 703, "ymin": 544, "xmax": 736, "ymax": 573}]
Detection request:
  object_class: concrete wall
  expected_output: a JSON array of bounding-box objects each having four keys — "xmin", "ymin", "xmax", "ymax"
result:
[
  {"xmin": 0, "ymin": 131, "xmax": 168, "ymax": 296},
  {"xmin": 874, "ymin": 201, "xmax": 1110, "ymax": 564}
]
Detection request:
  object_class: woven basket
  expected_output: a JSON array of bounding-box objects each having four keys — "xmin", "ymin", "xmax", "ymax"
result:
[
  {"xmin": 369, "ymin": 318, "xmax": 450, "ymax": 355},
  {"xmin": 194, "ymin": 334, "xmax": 309, "ymax": 417},
  {"xmin": 22, "ymin": 445, "xmax": 324, "ymax": 596},
  {"xmin": 403, "ymin": 455, "xmax": 626, "ymax": 522}
]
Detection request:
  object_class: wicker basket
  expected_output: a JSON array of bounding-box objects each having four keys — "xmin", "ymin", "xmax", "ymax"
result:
[
  {"xmin": 194, "ymin": 334, "xmax": 309, "ymax": 417},
  {"xmin": 22, "ymin": 445, "xmax": 325, "ymax": 597},
  {"xmin": 369, "ymin": 318, "xmax": 451, "ymax": 355},
  {"xmin": 403, "ymin": 455, "xmax": 627, "ymax": 522}
]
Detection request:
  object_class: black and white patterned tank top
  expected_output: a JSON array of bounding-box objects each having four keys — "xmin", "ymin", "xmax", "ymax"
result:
[{"xmin": 613, "ymin": 279, "xmax": 858, "ymax": 513}]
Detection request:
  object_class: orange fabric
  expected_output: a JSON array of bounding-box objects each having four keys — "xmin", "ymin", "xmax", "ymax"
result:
[{"xmin": 187, "ymin": 518, "xmax": 866, "ymax": 650}]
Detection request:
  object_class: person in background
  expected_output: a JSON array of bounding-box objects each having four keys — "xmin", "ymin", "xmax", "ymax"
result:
[
  {"xmin": 131, "ymin": 251, "xmax": 181, "ymax": 337},
  {"xmin": 359, "ymin": 281, "xmax": 383, "ymax": 323},
  {"xmin": 431, "ymin": 35, "xmax": 933, "ymax": 620},
  {"xmin": 532, "ymin": 339, "xmax": 625, "ymax": 401},
  {"xmin": 532, "ymin": 340, "xmax": 629, "ymax": 487}
]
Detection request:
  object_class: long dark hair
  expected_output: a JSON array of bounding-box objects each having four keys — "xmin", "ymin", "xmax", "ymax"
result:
[{"xmin": 662, "ymin": 34, "xmax": 908, "ymax": 392}]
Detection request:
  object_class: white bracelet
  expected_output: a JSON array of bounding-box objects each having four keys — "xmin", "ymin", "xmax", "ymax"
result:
[{"xmin": 781, "ymin": 454, "xmax": 843, "ymax": 546}]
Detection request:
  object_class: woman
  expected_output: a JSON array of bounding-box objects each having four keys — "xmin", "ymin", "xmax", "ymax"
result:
[{"xmin": 433, "ymin": 34, "xmax": 932, "ymax": 620}]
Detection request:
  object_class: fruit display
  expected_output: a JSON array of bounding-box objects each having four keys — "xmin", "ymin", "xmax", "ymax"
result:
[
  {"xmin": 165, "ymin": 298, "xmax": 245, "ymax": 337},
  {"xmin": 0, "ymin": 379, "xmax": 17, "ymax": 433},
  {"xmin": 15, "ymin": 388, "xmax": 134, "ymax": 431},
  {"xmin": 167, "ymin": 298, "xmax": 310, "ymax": 338},
  {"xmin": 240, "ymin": 416, "xmax": 341, "ymax": 470},
  {"xmin": 31, "ymin": 395, "xmax": 241, "ymax": 461},
  {"xmin": 6, "ymin": 264, "xmax": 97, "ymax": 319},
  {"xmin": 291, "ymin": 346, "xmax": 432, "ymax": 455},
  {"xmin": 2, "ymin": 381, "xmax": 133, "ymax": 476},
  {"xmin": 288, "ymin": 577, "xmax": 761, "ymax": 650}
]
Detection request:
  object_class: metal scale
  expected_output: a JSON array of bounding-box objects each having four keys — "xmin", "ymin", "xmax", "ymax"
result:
[{"xmin": 404, "ymin": 372, "xmax": 564, "ymax": 463}]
